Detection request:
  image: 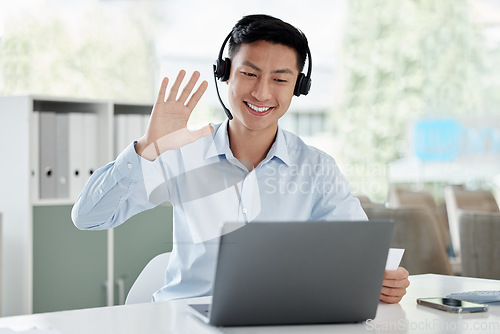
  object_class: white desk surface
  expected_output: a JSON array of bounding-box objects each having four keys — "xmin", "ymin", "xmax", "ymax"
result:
[{"xmin": 0, "ymin": 274, "xmax": 499, "ymax": 334}]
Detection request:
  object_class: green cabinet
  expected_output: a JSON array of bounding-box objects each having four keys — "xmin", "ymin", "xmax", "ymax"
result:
[
  {"xmin": 33, "ymin": 205, "xmax": 107, "ymax": 313},
  {"xmin": 33, "ymin": 204, "xmax": 173, "ymax": 313},
  {"xmin": 113, "ymin": 204, "xmax": 173, "ymax": 304}
]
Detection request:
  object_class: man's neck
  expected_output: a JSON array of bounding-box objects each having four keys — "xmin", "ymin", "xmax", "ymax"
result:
[{"xmin": 227, "ymin": 122, "xmax": 277, "ymax": 170}]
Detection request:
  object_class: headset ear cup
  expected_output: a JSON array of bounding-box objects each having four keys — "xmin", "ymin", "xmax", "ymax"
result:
[
  {"xmin": 215, "ymin": 58, "xmax": 231, "ymax": 82},
  {"xmin": 221, "ymin": 58, "xmax": 231, "ymax": 82},
  {"xmin": 215, "ymin": 58, "xmax": 225, "ymax": 80},
  {"xmin": 302, "ymin": 76, "xmax": 311, "ymax": 96},
  {"xmin": 294, "ymin": 73, "xmax": 305, "ymax": 97},
  {"xmin": 294, "ymin": 73, "xmax": 311, "ymax": 97}
]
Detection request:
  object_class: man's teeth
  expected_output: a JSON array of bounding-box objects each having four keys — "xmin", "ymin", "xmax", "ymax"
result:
[{"xmin": 247, "ymin": 102, "xmax": 271, "ymax": 113}]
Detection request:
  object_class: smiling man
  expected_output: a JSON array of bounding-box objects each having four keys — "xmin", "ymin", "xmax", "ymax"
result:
[
  {"xmin": 72, "ymin": 14, "xmax": 409, "ymax": 304},
  {"xmin": 227, "ymin": 40, "xmax": 297, "ymax": 168}
]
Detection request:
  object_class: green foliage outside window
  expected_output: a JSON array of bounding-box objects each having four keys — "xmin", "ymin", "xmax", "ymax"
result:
[
  {"xmin": 331, "ymin": 0, "xmax": 499, "ymax": 202},
  {"xmin": 0, "ymin": 3, "xmax": 162, "ymax": 101}
]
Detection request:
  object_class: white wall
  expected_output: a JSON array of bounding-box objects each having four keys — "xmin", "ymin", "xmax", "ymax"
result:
[{"xmin": 0, "ymin": 97, "xmax": 33, "ymax": 316}]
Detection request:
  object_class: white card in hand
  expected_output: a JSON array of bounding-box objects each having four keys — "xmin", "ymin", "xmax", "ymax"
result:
[{"xmin": 385, "ymin": 248, "xmax": 405, "ymax": 271}]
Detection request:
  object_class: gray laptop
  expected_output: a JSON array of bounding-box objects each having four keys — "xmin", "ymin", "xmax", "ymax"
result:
[{"xmin": 190, "ymin": 220, "xmax": 394, "ymax": 327}]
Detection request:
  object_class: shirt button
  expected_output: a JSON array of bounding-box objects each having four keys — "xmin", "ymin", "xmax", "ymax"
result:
[
  {"xmin": 127, "ymin": 163, "xmax": 133, "ymax": 169},
  {"xmin": 99, "ymin": 189, "xmax": 103, "ymax": 195},
  {"xmin": 242, "ymin": 208, "xmax": 248, "ymax": 214}
]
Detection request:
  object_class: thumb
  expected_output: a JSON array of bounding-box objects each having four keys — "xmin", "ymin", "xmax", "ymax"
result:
[{"xmin": 188, "ymin": 124, "xmax": 214, "ymax": 143}]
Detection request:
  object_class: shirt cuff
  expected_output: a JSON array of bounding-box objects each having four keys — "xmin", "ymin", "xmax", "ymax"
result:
[{"xmin": 113, "ymin": 141, "xmax": 143, "ymax": 182}]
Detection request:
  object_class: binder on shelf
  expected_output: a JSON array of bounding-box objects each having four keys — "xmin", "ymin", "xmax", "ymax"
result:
[
  {"xmin": 39, "ymin": 111, "xmax": 57, "ymax": 199},
  {"xmin": 69, "ymin": 112, "xmax": 85, "ymax": 200},
  {"xmin": 55, "ymin": 112, "xmax": 69, "ymax": 198},
  {"xmin": 83, "ymin": 112, "xmax": 98, "ymax": 185},
  {"xmin": 114, "ymin": 113, "xmax": 146, "ymax": 156},
  {"xmin": 128, "ymin": 113, "xmax": 144, "ymax": 147},
  {"xmin": 142, "ymin": 113, "xmax": 150, "ymax": 137},
  {"xmin": 114, "ymin": 114, "xmax": 128, "ymax": 157},
  {"xmin": 30, "ymin": 112, "xmax": 40, "ymax": 201}
]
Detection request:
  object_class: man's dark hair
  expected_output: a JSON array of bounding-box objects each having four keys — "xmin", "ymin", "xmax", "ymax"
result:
[{"xmin": 228, "ymin": 14, "xmax": 309, "ymax": 72}]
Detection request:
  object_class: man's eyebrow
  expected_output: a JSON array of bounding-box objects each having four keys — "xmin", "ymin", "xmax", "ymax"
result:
[
  {"xmin": 273, "ymin": 68, "xmax": 294, "ymax": 75},
  {"xmin": 243, "ymin": 61, "xmax": 261, "ymax": 72},
  {"xmin": 242, "ymin": 61, "xmax": 294, "ymax": 75}
]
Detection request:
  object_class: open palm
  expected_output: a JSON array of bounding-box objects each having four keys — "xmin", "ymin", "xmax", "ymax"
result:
[{"xmin": 136, "ymin": 70, "xmax": 213, "ymax": 161}]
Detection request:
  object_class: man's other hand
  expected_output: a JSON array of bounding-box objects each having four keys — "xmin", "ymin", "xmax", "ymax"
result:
[{"xmin": 380, "ymin": 267, "xmax": 410, "ymax": 303}]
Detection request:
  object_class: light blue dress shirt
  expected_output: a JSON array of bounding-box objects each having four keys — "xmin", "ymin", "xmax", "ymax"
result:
[{"xmin": 72, "ymin": 119, "xmax": 367, "ymax": 301}]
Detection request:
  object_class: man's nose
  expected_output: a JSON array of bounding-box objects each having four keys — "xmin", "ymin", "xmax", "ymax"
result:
[{"xmin": 251, "ymin": 78, "xmax": 272, "ymax": 101}]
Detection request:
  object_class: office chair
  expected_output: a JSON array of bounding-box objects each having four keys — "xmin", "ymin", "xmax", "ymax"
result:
[
  {"xmin": 444, "ymin": 185, "xmax": 499, "ymax": 258},
  {"xmin": 125, "ymin": 252, "xmax": 171, "ymax": 305},
  {"xmin": 459, "ymin": 211, "xmax": 500, "ymax": 279},
  {"xmin": 388, "ymin": 186, "xmax": 451, "ymax": 251},
  {"xmin": 355, "ymin": 194, "xmax": 386, "ymax": 208},
  {"xmin": 362, "ymin": 205, "xmax": 453, "ymax": 275}
]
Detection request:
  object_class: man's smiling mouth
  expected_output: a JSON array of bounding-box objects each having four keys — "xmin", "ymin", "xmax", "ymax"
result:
[{"xmin": 245, "ymin": 102, "xmax": 272, "ymax": 113}]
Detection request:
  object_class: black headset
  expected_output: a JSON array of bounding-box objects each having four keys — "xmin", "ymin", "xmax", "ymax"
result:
[{"xmin": 213, "ymin": 31, "xmax": 313, "ymax": 120}]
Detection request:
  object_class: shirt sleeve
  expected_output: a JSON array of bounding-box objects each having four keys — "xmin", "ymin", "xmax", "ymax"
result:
[
  {"xmin": 71, "ymin": 142, "xmax": 156, "ymax": 230},
  {"xmin": 310, "ymin": 157, "xmax": 368, "ymax": 221}
]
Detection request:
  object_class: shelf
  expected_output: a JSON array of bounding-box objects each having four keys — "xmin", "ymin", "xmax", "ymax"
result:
[{"xmin": 0, "ymin": 95, "xmax": 165, "ymax": 317}]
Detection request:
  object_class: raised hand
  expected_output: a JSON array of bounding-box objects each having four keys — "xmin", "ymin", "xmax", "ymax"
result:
[{"xmin": 135, "ymin": 70, "xmax": 213, "ymax": 161}]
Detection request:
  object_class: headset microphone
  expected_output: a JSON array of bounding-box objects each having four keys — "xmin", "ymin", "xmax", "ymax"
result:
[
  {"xmin": 213, "ymin": 72, "xmax": 233, "ymax": 120},
  {"xmin": 213, "ymin": 31, "xmax": 312, "ymax": 120}
]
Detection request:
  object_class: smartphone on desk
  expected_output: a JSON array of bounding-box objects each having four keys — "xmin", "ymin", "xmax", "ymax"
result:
[{"xmin": 417, "ymin": 297, "xmax": 488, "ymax": 313}]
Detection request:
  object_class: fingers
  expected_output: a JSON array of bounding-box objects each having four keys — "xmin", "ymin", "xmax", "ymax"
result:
[
  {"xmin": 384, "ymin": 267, "xmax": 410, "ymax": 287},
  {"xmin": 199, "ymin": 124, "xmax": 215, "ymax": 137},
  {"xmin": 186, "ymin": 80, "xmax": 208, "ymax": 110},
  {"xmin": 160, "ymin": 70, "xmax": 207, "ymax": 108},
  {"xmin": 379, "ymin": 267, "xmax": 410, "ymax": 304},
  {"xmin": 385, "ymin": 266, "xmax": 409, "ymax": 279},
  {"xmin": 380, "ymin": 285, "xmax": 407, "ymax": 297},
  {"xmin": 156, "ymin": 77, "xmax": 169, "ymax": 103},
  {"xmin": 383, "ymin": 277, "xmax": 410, "ymax": 289},
  {"xmin": 380, "ymin": 282, "xmax": 408, "ymax": 303},
  {"xmin": 177, "ymin": 71, "xmax": 202, "ymax": 104},
  {"xmin": 166, "ymin": 70, "xmax": 187, "ymax": 101},
  {"xmin": 189, "ymin": 125, "xmax": 214, "ymax": 143},
  {"xmin": 380, "ymin": 291, "xmax": 406, "ymax": 304}
]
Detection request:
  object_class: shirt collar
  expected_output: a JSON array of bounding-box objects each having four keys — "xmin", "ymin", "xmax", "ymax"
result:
[
  {"xmin": 205, "ymin": 119, "xmax": 291, "ymax": 167},
  {"xmin": 205, "ymin": 118, "xmax": 232, "ymax": 160},
  {"xmin": 263, "ymin": 126, "xmax": 291, "ymax": 166}
]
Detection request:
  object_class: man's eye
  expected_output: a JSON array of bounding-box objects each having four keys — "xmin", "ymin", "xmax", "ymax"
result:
[
  {"xmin": 275, "ymin": 78, "xmax": 287, "ymax": 83},
  {"xmin": 242, "ymin": 71, "xmax": 256, "ymax": 77}
]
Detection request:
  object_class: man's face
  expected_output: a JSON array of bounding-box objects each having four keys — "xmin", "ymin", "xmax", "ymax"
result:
[{"xmin": 227, "ymin": 40, "xmax": 299, "ymax": 136}]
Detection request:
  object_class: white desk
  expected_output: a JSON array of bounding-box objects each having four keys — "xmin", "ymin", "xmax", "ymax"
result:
[{"xmin": 0, "ymin": 274, "xmax": 498, "ymax": 334}]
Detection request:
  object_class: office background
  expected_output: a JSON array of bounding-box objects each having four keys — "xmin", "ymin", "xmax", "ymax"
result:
[{"xmin": 0, "ymin": 0, "xmax": 499, "ymax": 317}]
